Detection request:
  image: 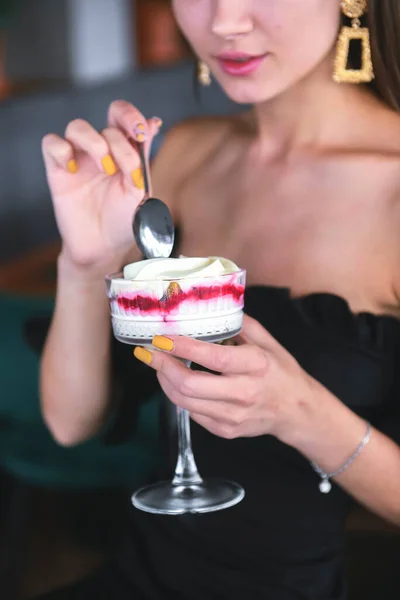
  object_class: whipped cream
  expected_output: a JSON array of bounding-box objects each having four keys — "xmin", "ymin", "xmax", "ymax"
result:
[{"xmin": 123, "ymin": 256, "xmax": 239, "ymax": 281}]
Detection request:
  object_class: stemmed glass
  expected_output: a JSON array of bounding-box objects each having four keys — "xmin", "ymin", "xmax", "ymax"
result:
[{"xmin": 105, "ymin": 269, "xmax": 246, "ymax": 515}]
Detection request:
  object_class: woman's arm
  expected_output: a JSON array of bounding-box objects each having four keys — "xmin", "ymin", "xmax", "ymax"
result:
[
  {"xmin": 40, "ymin": 257, "xmax": 119, "ymax": 445},
  {"xmin": 132, "ymin": 317, "xmax": 400, "ymax": 527},
  {"xmin": 288, "ymin": 382, "xmax": 400, "ymax": 526},
  {"xmin": 40, "ymin": 115, "xmax": 208, "ymax": 446}
]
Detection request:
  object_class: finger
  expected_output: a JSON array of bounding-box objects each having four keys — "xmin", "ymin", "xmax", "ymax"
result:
[
  {"xmin": 101, "ymin": 127, "xmax": 143, "ymax": 189},
  {"xmin": 64, "ymin": 119, "xmax": 117, "ymax": 176},
  {"xmin": 42, "ymin": 133, "xmax": 78, "ymax": 174},
  {"xmin": 147, "ymin": 116, "xmax": 163, "ymax": 139},
  {"xmin": 190, "ymin": 413, "xmax": 240, "ymax": 440},
  {"xmin": 157, "ymin": 373, "xmax": 246, "ymax": 424},
  {"xmin": 107, "ymin": 100, "xmax": 161, "ymax": 144},
  {"xmin": 151, "ymin": 335, "xmax": 267, "ymax": 375},
  {"xmin": 134, "ymin": 347, "xmax": 246, "ymax": 401}
]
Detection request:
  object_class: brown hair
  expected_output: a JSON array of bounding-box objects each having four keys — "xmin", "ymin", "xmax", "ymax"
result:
[{"xmin": 368, "ymin": 1, "xmax": 400, "ymax": 110}]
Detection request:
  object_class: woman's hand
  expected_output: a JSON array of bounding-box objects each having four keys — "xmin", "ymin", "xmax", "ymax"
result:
[
  {"xmin": 133, "ymin": 315, "xmax": 318, "ymax": 444},
  {"xmin": 42, "ymin": 100, "xmax": 162, "ymax": 274}
]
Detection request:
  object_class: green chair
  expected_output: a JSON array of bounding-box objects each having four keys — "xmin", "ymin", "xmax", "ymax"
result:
[{"xmin": 0, "ymin": 292, "xmax": 160, "ymax": 490}]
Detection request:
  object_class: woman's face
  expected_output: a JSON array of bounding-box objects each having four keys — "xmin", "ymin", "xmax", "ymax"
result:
[{"xmin": 172, "ymin": 0, "xmax": 342, "ymax": 104}]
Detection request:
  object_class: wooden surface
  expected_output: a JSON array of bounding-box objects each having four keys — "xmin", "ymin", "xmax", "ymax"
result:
[{"xmin": 0, "ymin": 241, "xmax": 60, "ymax": 297}]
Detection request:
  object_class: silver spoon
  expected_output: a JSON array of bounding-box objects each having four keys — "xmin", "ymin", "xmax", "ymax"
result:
[{"xmin": 133, "ymin": 142, "xmax": 175, "ymax": 258}]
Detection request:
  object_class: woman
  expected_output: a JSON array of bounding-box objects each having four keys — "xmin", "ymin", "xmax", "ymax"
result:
[{"xmin": 39, "ymin": 1, "xmax": 400, "ymax": 598}]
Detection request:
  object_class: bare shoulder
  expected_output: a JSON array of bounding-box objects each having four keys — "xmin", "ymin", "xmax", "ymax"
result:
[
  {"xmin": 377, "ymin": 110, "xmax": 400, "ymax": 303},
  {"xmin": 152, "ymin": 115, "xmax": 241, "ymax": 217},
  {"xmin": 378, "ymin": 109, "xmax": 400, "ymax": 192},
  {"xmin": 362, "ymin": 102, "xmax": 400, "ymax": 159},
  {"xmin": 153, "ymin": 114, "xmax": 239, "ymax": 177},
  {"xmin": 341, "ymin": 104, "xmax": 400, "ymax": 193}
]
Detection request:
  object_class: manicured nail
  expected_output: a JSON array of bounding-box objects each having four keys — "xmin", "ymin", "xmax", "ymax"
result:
[
  {"xmin": 133, "ymin": 347, "xmax": 153, "ymax": 365},
  {"xmin": 101, "ymin": 154, "xmax": 117, "ymax": 176},
  {"xmin": 133, "ymin": 122, "xmax": 148, "ymax": 141},
  {"xmin": 67, "ymin": 159, "xmax": 78, "ymax": 174},
  {"xmin": 132, "ymin": 167, "xmax": 144, "ymax": 190},
  {"xmin": 152, "ymin": 336, "xmax": 174, "ymax": 352},
  {"xmin": 153, "ymin": 117, "xmax": 163, "ymax": 129}
]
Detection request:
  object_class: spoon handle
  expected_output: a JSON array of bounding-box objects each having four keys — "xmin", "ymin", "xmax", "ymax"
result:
[{"xmin": 138, "ymin": 142, "xmax": 151, "ymax": 200}]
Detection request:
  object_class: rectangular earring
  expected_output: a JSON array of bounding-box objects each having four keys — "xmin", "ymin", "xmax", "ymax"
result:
[{"xmin": 333, "ymin": 24, "xmax": 374, "ymax": 84}]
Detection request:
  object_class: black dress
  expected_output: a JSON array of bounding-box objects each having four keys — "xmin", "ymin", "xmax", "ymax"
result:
[{"xmin": 35, "ymin": 286, "xmax": 400, "ymax": 600}]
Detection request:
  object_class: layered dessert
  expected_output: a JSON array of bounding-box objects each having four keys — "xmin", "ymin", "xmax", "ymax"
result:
[{"xmin": 106, "ymin": 257, "xmax": 246, "ymax": 344}]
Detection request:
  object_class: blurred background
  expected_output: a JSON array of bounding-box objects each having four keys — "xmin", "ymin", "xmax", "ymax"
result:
[
  {"xmin": 0, "ymin": 1, "xmax": 399, "ymax": 598},
  {"xmin": 0, "ymin": 0, "xmax": 234, "ymax": 266}
]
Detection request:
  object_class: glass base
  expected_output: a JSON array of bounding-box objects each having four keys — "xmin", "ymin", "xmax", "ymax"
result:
[
  {"xmin": 132, "ymin": 479, "xmax": 245, "ymax": 515},
  {"xmin": 115, "ymin": 328, "xmax": 242, "ymax": 347}
]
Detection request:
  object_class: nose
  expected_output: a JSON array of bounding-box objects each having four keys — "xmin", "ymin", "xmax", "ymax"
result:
[{"xmin": 211, "ymin": 0, "xmax": 254, "ymax": 39}]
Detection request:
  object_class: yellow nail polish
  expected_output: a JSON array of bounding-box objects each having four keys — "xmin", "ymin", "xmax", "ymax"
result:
[
  {"xmin": 136, "ymin": 123, "xmax": 146, "ymax": 132},
  {"xmin": 101, "ymin": 154, "xmax": 117, "ymax": 176},
  {"xmin": 155, "ymin": 118, "xmax": 163, "ymax": 129},
  {"xmin": 152, "ymin": 336, "xmax": 174, "ymax": 352},
  {"xmin": 133, "ymin": 347, "xmax": 153, "ymax": 365},
  {"xmin": 132, "ymin": 167, "xmax": 144, "ymax": 190},
  {"xmin": 67, "ymin": 159, "xmax": 78, "ymax": 174},
  {"xmin": 136, "ymin": 133, "xmax": 146, "ymax": 143}
]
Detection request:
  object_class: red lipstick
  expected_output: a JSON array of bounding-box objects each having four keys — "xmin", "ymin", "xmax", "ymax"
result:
[{"xmin": 216, "ymin": 52, "xmax": 267, "ymax": 77}]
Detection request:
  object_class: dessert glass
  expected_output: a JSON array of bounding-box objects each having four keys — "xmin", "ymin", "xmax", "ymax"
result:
[{"xmin": 105, "ymin": 267, "xmax": 246, "ymax": 515}]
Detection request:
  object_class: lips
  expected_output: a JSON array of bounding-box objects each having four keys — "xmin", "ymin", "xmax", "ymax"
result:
[{"xmin": 216, "ymin": 52, "xmax": 267, "ymax": 77}]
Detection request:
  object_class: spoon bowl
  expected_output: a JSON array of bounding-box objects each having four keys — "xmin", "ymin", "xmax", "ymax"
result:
[
  {"xmin": 133, "ymin": 197, "xmax": 175, "ymax": 258},
  {"xmin": 133, "ymin": 142, "xmax": 175, "ymax": 259}
]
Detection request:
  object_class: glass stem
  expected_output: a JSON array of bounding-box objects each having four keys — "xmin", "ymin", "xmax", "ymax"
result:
[{"xmin": 172, "ymin": 361, "xmax": 203, "ymax": 486}]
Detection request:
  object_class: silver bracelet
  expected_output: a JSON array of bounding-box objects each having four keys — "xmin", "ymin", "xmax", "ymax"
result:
[{"xmin": 311, "ymin": 421, "xmax": 372, "ymax": 494}]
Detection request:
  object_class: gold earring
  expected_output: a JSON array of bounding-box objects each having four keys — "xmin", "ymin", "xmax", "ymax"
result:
[
  {"xmin": 333, "ymin": 0, "xmax": 374, "ymax": 84},
  {"xmin": 198, "ymin": 61, "xmax": 212, "ymax": 86}
]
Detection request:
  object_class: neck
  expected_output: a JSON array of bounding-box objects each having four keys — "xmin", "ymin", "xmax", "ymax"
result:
[{"xmin": 251, "ymin": 54, "xmax": 374, "ymax": 157}]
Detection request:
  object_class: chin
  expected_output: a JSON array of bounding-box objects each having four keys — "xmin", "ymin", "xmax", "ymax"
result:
[{"xmin": 217, "ymin": 77, "xmax": 286, "ymax": 106}]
